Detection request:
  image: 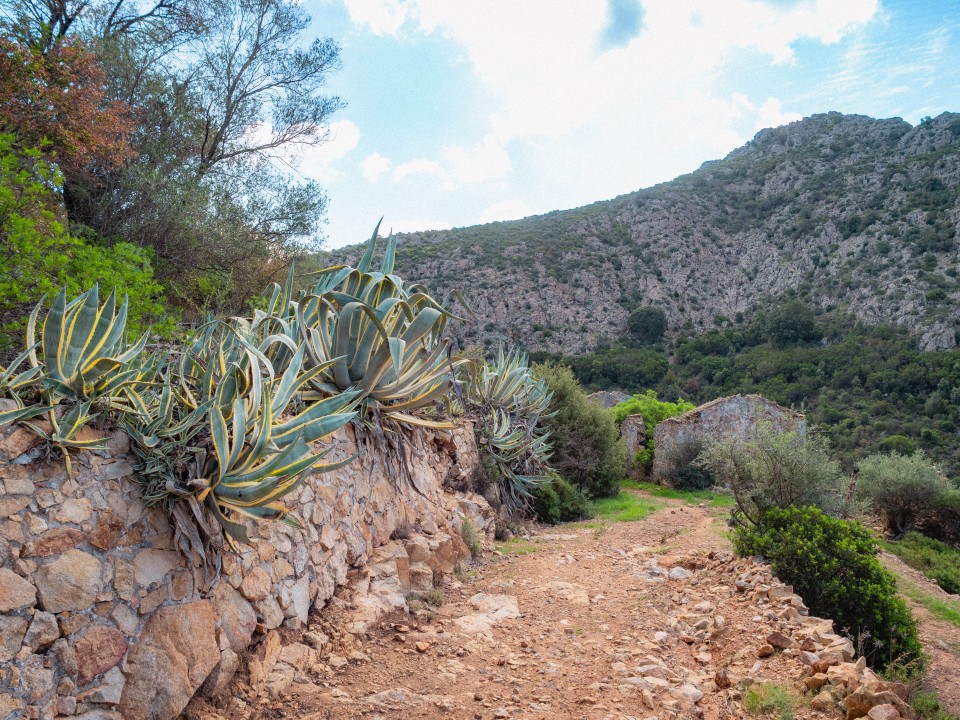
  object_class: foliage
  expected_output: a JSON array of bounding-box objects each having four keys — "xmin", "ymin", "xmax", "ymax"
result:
[
  {"xmin": 743, "ymin": 683, "xmax": 796, "ymax": 720},
  {"xmin": 877, "ymin": 435, "xmax": 917, "ymax": 456},
  {"xmin": 0, "ymin": 37, "xmax": 133, "ymax": 178},
  {"xmin": 2, "ymin": 0, "xmax": 345, "ymax": 319},
  {"xmin": 462, "ymin": 347, "xmax": 554, "ymax": 510},
  {"xmin": 734, "ymin": 506, "xmax": 923, "ymax": 673},
  {"xmin": 612, "ymin": 390, "xmax": 694, "ymax": 469},
  {"xmin": 698, "ymin": 424, "xmax": 845, "ymax": 524},
  {"xmin": 0, "ymin": 134, "xmax": 169, "ymax": 353},
  {"xmin": 909, "ymin": 691, "xmax": 960, "ymax": 720},
  {"xmin": 460, "ymin": 518, "xmax": 482, "ymax": 556},
  {"xmin": 530, "ymin": 475, "xmax": 593, "ymax": 524},
  {"xmin": 764, "ymin": 300, "xmax": 819, "ymax": 347},
  {"xmin": 883, "ymin": 532, "xmax": 960, "ymax": 595},
  {"xmin": 299, "ymin": 228, "xmax": 461, "ymax": 425},
  {"xmin": 590, "ymin": 491, "xmax": 659, "ymax": 523},
  {"xmin": 627, "ymin": 306, "xmax": 667, "ymax": 344},
  {"xmin": 124, "ymin": 322, "xmax": 359, "ymax": 544},
  {"xmin": 925, "ymin": 490, "xmax": 960, "ymax": 546},
  {"xmin": 533, "ymin": 362, "xmax": 625, "ymax": 499},
  {"xmin": 856, "ymin": 452, "xmax": 951, "ymax": 535},
  {"xmin": 659, "ymin": 438, "xmax": 713, "ymax": 490}
]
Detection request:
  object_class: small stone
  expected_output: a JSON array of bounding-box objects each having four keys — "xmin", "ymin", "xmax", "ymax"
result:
[
  {"xmin": 211, "ymin": 582, "xmax": 256, "ymax": 653},
  {"xmin": 675, "ymin": 683, "xmax": 704, "ymax": 704},
  {"xmin": 804, "ymin": 673, "xmax": 830, "ymax": 691},
  {"xmin": 133, "ymin": 548, "xmax": 179, "ymax": 587},
  {"xmin": 668, "ymin": 567, "xmax": 692, "ymax": 580},
  {"xmin": 757, "ymin": 644, "xmax": 774, "ymax": 658},
  {"xmin": 239, "ymin": 566, "xmax": 272, "ymax": 602},
  {"xmin": 200, "ymin": 648, "xmax": 240, "ymax": 697},
  {"xmin": 765, "ymin": 631, "xmax": 793, "ymax": 650},
  {"xmin": 23, "ymin": 611, "xmax": 59, "ymax": 652},
  {"xmin": 35, "ymin": 549, "xmax": 102, "ymax": 613},
  {"xmin": 255, "ymin": 595, "xmax": 284, "ymax": 630},
  {"xmin": 0, "ymin": 615, "xmax": 29, "ymax": 661},
  {"xmin": 811, "ymin": 690, "xmax": 835, "ymax": 711},
  {"xmin": 415, "ymin": 641, "xmax": 430, "ymax": 653},
  {"xmin": 74, "ymin": 626, "xmax": 128, "ymax": 685},
  {"xmin": 0, "ymin": 566, "xmax": 37, "ymax": 611},
  {"xmin": 23, "ymin": 527, "xmax": 85, "ymax": 557},
  {"xmin": 867, "ymin": 704, "xmax": 902, "ymax": 720},
  {"xmin": 76, "ymin": 666, "xmax": 125, "ymax": 705},
  {"xmin": 88, "ymin": 509, "xmax": 125, "ymax": 550},
  {"xmin": 53, "ymin": 499, "xmax": 93, "ymax": 524}
]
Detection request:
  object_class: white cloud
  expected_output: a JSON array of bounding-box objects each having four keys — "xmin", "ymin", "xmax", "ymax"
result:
[
  {"xmin": 445, "ymin": 134, "xmax": 511, "ymax": 185},
  {"xmin": 362, "ymin": 152, "xmax": 393, "ymax": 182},
  {"xmin": 342, "ymin": 0, "xmax": 412, "ymax": 35},
  {"xmin": 479, "ymin": 199, "xmax": 532, "ymax": 224},
  {"xmin": 393, "ymin": 157, "xmax": 446, "ymax": 181},
  {"xmin": 337, "ymin": 0, "xmax": 880, "ymax": 238}
]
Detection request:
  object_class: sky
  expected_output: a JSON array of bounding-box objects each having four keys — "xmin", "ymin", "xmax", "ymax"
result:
[{"xmin": 287, "ymin": 0, "xmax": 960, "ymax": 248}]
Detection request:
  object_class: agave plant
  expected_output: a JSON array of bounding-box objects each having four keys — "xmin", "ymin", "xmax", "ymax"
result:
[
  {"xmin": 461, "ymin": 349, "xmax": 555, "ymax": 510},
  {"xmin": 1, "ymin": 285, "xmax": 157, "ymax": 475},
  {"xmin": 297, "ymin": 224, "xmax": 463, "ymax": 427},
  {"xmin": 0, "ymin": 338, "xmax": 46, "ymax": 426},
  {"xmin": 32, "ymin": 285, "xmax": 151, "ymax": 405},
  {"xmin": 125, "ymin": 320, "xmax": 359, "ymax": 544}
]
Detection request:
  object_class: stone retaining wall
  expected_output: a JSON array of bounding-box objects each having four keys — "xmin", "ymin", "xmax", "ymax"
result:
[{"xmin": 0, "ymin": 419, "xmax": 491, "ymax": 720}]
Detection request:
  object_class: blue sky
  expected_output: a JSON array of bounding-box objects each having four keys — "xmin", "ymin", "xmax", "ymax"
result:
[{"xmin": 286, "ymin": 0, "xmax": 960, "ymax": 248}]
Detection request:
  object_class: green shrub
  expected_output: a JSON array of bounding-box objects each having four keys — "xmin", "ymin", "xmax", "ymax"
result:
[
  {"xmin": 612, "ymin": 390, "xmax": 694, "ymax": 470},
  {"xmin": 877, "ymin": 434, "xmax": 917, "ymax": 456},
  {"xmin": 530, "ymin": 475, "xmax": 593, "ymax": 524},
  {"xmin": 734, "ymin": 506, "xmax": 923, "ymax": 673},
  {"xmin": 857, "ymin": 452, "xmax": 951, "ymax": 535},
  {"xmin": 885, "ymin": 532, "xmax": 960, "ymax": 595},
  {"xmin": 627, "ymin": 306, "xmax": 667, "ymax": 344},
  {"xmin": 660, "ymin": 439, "xmax": 714, "ymax": 490},
  {"xmin": 698, "ymin": 424, "xmax": 845, "ymax": 523},
  {"xmin": 924, "ymin": 490, "xmax": 960, "ymax": 546},
  {"xmin": 534, "ymin": 362, "xmax": 626, "ymax": 498}
]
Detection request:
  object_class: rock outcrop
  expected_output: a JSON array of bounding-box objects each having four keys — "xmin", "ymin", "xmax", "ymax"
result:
[{"xmin": 331, "ymin": 112, "xmax": 960, "ymax": 354}]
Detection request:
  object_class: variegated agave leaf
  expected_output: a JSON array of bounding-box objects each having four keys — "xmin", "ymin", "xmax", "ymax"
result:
[
  {"xmin": 0, "ymin": 340, "xmax": 46, "ymax": 426},
  {"xmin": 33, "ymin": 285, "xmax": 150, "ymax": 404},
  {"xmin": 297, "ymin": 226, "xmax": 464, "ymax": 427}
]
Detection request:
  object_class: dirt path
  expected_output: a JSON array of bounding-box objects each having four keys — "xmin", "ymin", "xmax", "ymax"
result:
[
  {"xmin": 193, "ymin": 493, "xmax": 856, "ymax": 720},
  {"xmin": 880, "ymin": 552, "xmax": 960, "ymax": 714},
  {"xmin": 189, "ymin": 492, "xmax": 958, "ymax": 720}
]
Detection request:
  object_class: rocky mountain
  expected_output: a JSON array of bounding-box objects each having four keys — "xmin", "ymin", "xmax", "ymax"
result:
[{"xmin": 330, "ymin": 112, "xmax": 960, "ymax": 354}]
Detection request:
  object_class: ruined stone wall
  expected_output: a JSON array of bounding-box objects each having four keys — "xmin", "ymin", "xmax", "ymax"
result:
[
  {"xmin": 0, "ymin": 420, "xmax": 491, "ymax": 720},
  {"xmin": 652, "ymin": 395, "xmax": 805, "ymax": 478}
]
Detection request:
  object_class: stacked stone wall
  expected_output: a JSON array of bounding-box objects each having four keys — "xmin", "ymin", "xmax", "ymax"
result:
[{"xmin": 0, "ymin": 419, "xmax": 491, "ymax": 720}]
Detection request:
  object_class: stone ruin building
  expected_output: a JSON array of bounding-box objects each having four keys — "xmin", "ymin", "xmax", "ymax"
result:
[{"xmin": 651, "ymin": 394, "xmax": 806, "ymax": 478}]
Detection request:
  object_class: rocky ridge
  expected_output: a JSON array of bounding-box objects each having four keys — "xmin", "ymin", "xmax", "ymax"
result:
[{"xmin": 329, "ymin": 112, "xmax": 960, "ymax": 354}]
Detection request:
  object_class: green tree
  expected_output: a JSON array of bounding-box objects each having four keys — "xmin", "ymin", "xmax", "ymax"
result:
[
  {"xmin": 0, "ymin": 134, "xmax": 168, "ymax": 353},
  {"xmin": 628, "ymin": 306, "xmax": 667, "ymax": 344},
  {"xmin": 534, "ymin": 362, "xmax": 626, "ymax": 498},
  {"xmin": 612, "ymin": 390, "xmax": 694, "ymax": 469},
  {"xmin": 765, "ymin": 300, "xmax": 819, "ymax": 347}
]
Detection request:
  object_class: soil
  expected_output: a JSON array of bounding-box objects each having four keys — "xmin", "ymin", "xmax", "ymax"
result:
[
  {"xmin": 191, "ymin": 490, "xmax": 960, "ymax": 720},
  {"xmin": 879, "ymin": 551, "xmax": 960, "ymax": 714}
]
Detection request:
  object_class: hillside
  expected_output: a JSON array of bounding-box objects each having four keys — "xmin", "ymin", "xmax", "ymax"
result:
[{"xmin": 329, "ymin": 112, "xmax": 960, "ymax": 355}]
